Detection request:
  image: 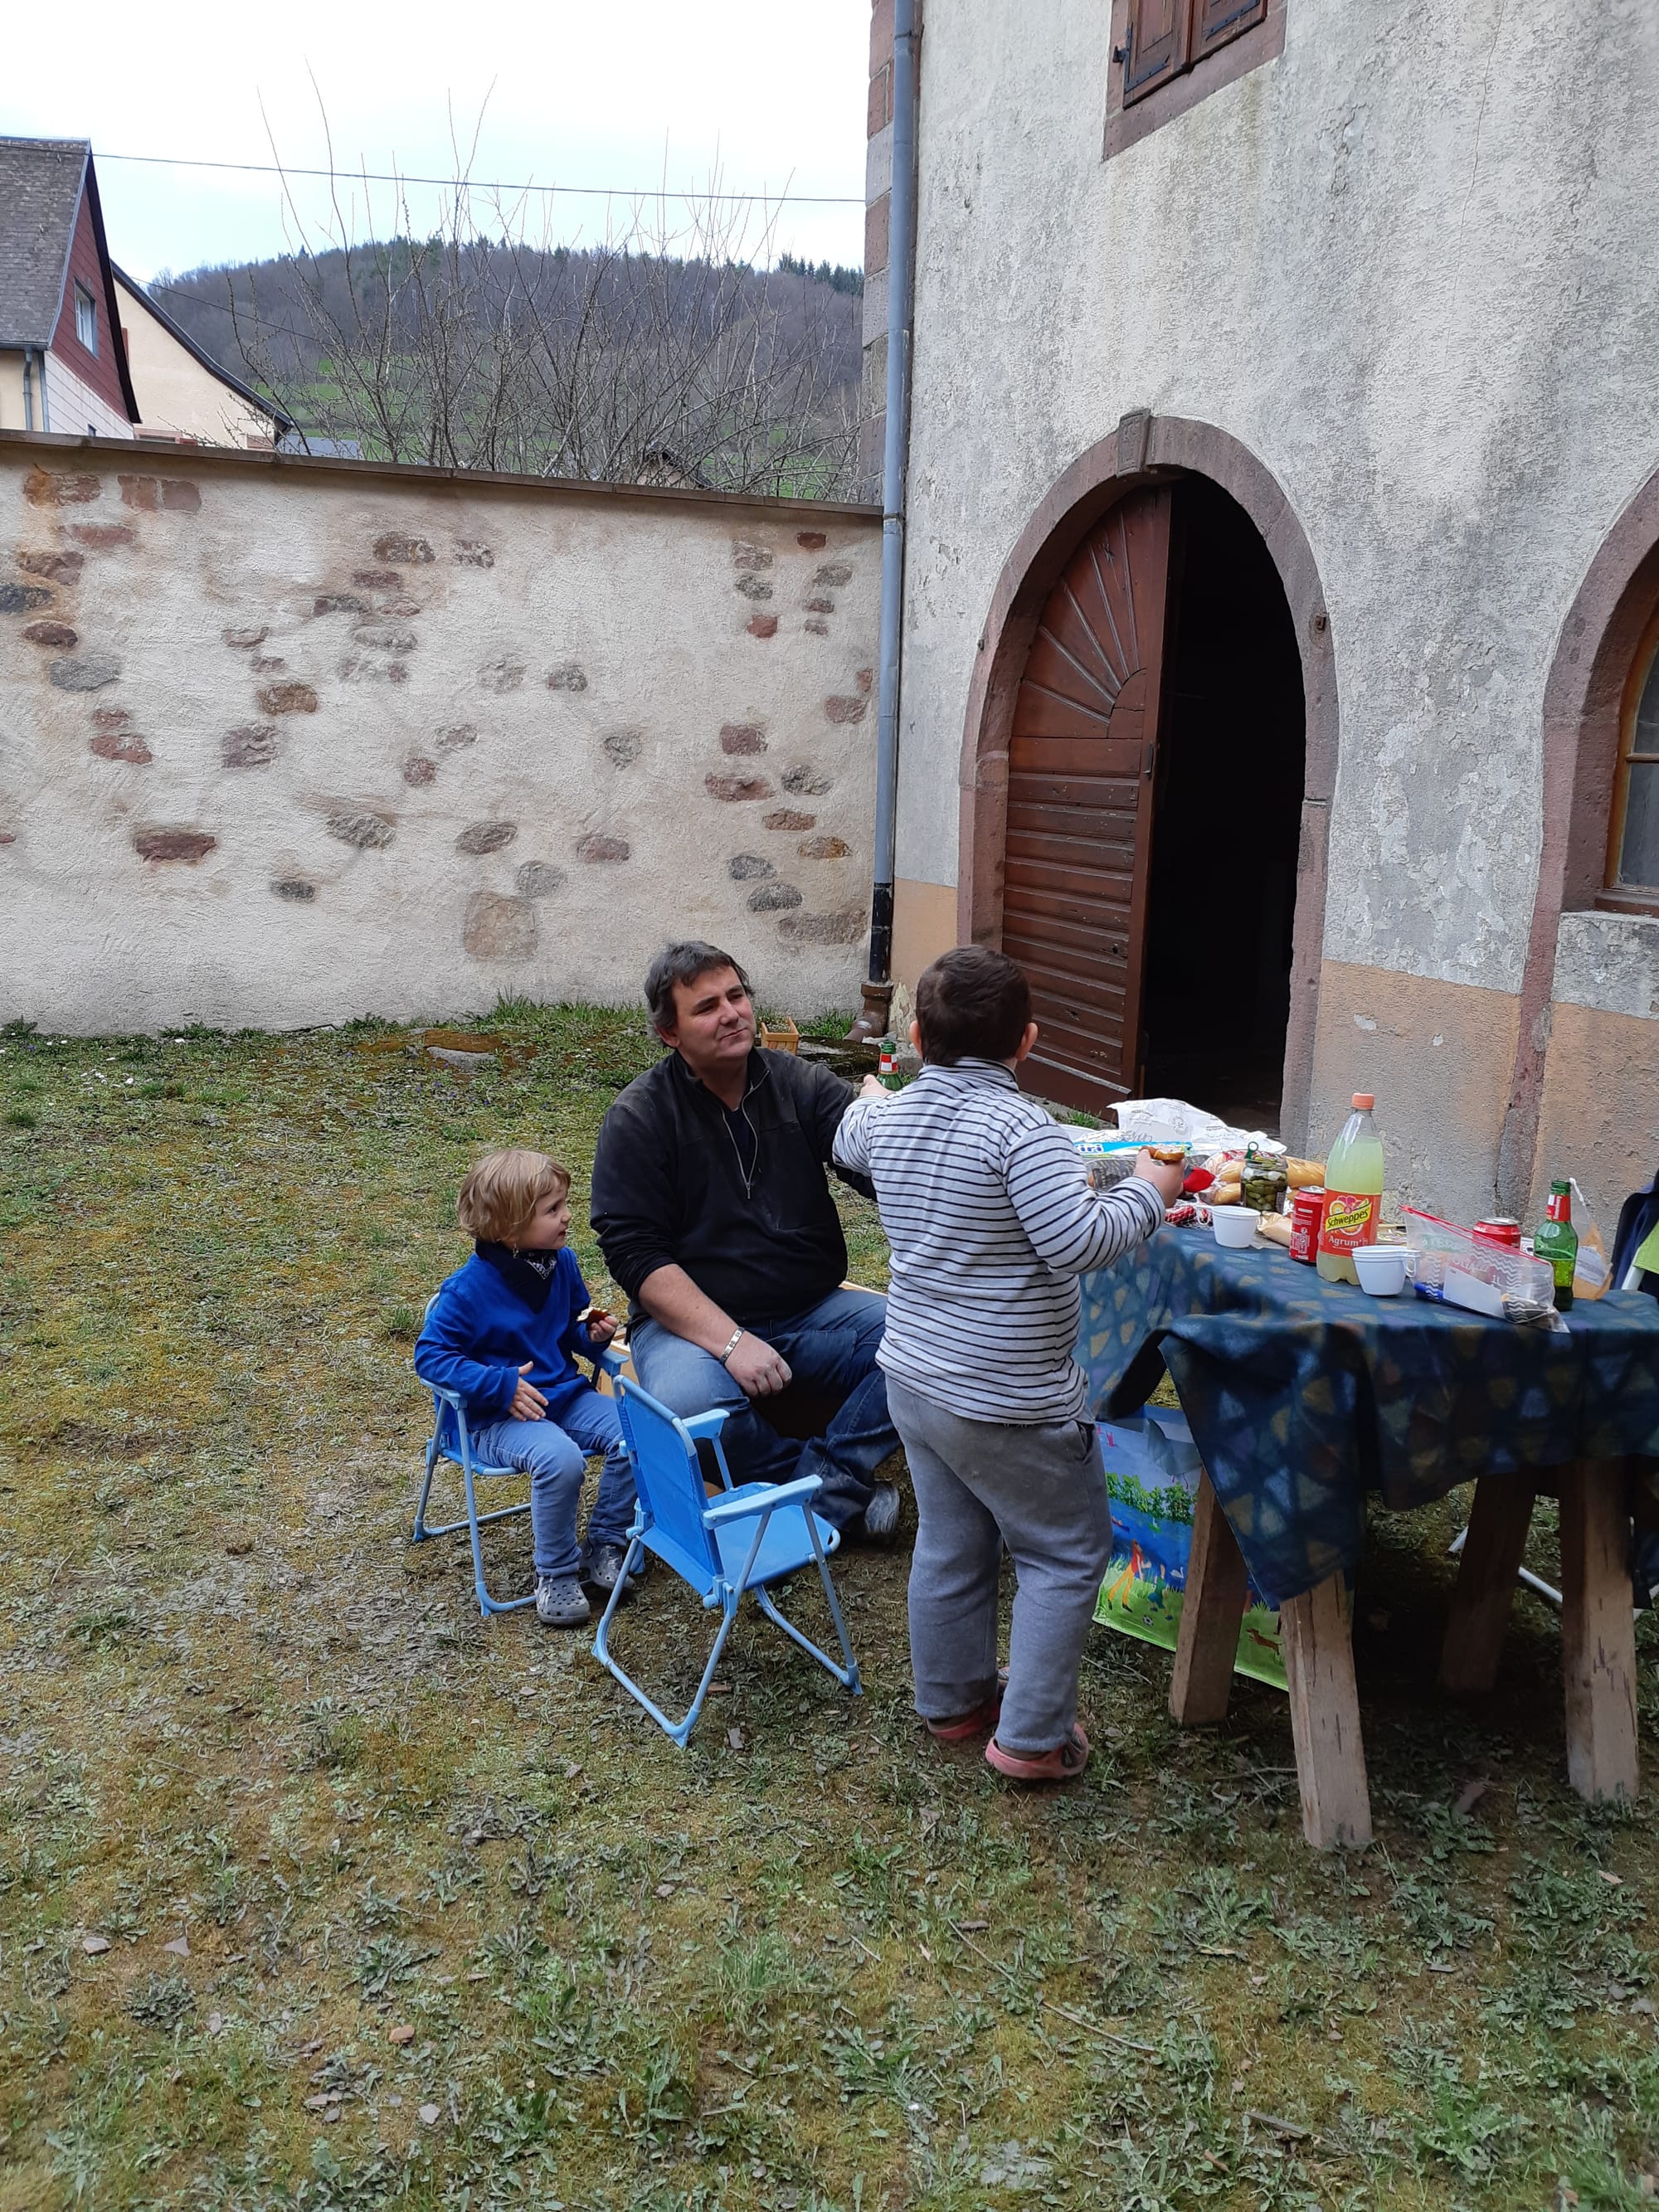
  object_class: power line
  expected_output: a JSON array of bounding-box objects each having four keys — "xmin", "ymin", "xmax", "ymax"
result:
[{"xmin": 96, "ymin": 148, "xmax": 864, "ymax": 207}]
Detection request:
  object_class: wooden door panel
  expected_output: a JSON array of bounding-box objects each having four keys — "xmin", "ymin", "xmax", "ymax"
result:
[
  {"xmin": 1008, "ymin": 733, "xmax": 1145, "ymax": 776},
  {"xmin": 1002, "ymin": 484, "xmax": 1173, "ymax": 1110}
]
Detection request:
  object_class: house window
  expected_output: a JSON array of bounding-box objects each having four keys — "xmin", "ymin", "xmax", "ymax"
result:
[
  {"xmin": 1122, "ymin": 0, "xmax": 1267, "ymax": 103},
  {"xmin": 1107, "ymin": 0, "xmax": 1285, "ymax": 153},
  {"xmin": 75, "ymin": 282, "xmax": 98, "ymax": 354},
  {"xmin": 1607, "ymin": 605, "xmax": 1659, "ymax": 904}
]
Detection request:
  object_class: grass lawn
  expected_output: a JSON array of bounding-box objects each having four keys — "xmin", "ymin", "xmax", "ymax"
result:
[{"xmin": 1, "ymin": 1000, "xmax": 1657, "ymax": 2212}]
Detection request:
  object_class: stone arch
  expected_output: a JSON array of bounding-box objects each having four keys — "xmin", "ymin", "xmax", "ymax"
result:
[
  {"xmin": 956, "ymin": 411, "xmax": 1338, "ymax": 1147},
  {"xmin": 1497, "ymin": 458, "xmax": 1659, "ymax": 1209}
]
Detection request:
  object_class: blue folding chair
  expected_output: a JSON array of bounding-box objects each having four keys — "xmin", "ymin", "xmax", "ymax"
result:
[
  {"xmin": 411, "ymin": 1293, "xmax": 536, "ymax": 1617},
  {"xmin": 592, "ymin": 1361, "xmax": 862, "ymax": 1748}
]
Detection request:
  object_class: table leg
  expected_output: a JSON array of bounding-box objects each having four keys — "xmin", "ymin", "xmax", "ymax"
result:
[
  {"xmin": 1170, "ymin": 1471, "xmax": 1249, "ymax": 1726},
  {"xmin": 1281, "ymin": 1572, "xmax": 1373, "ymax": 1850},
  {"xmin": 1559, "ymin": 1460, "xmax": 1639, "ymax": 1805},
  {"xmin": 1439, "ymin": 1475, "xmax": 1536, "ymax": 1695}
]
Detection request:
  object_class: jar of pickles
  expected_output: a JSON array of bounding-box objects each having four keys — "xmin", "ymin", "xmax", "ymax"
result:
[{"xmin": 1240, "ymin": 1149, "xmax": 1288, "ymax": 1216}]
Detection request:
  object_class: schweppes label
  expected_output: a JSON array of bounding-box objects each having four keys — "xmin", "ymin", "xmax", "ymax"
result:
[{"xmin": 1319, "ymin": 1189, "xmax": 1376, "ymax": 1254}]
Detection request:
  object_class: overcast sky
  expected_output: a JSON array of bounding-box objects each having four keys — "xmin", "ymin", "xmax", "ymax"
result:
[{"xmin": 0, "ymin": 0, "xmax": 869, "ymax": 283}]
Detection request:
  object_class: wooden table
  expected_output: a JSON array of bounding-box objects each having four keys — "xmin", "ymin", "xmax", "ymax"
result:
[
  {"xmin": 1170, "ymin": 1456, "xmax": 1639, "ymax": 1850},
  {"xmin": 1077, "ymin": 1234, "xmax": 1657, "ymax": 1854}
]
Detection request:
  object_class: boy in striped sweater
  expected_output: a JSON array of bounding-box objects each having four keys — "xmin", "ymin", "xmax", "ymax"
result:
[{"xmin": 833, "ymin": 948, "xmax": 1185, "ymax": 1782}]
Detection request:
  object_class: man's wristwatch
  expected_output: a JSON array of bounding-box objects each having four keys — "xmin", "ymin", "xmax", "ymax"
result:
[{"xmin": 717, "ymin": 1328, "xmax": 744, "ymax": 1366}]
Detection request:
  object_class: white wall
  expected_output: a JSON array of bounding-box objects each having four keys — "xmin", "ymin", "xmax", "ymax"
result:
[
  {"xmin": 897, "ymin": 0, "xmax": 1659, "ymax": 1001},
  {"xmin": 42, "ymin": 352, "xmax": 134, "ymax": 441},
  {"xmin": 0, "ymin": 437, "xmax": 879, "ymax": 1033}
]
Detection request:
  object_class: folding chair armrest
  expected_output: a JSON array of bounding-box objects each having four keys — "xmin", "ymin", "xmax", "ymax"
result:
[
  {"xmin": 430, "ymin": 1383, "xmax": 466, "ymax": 1410},
  {"xmin": 597, "ymin": 1347, "xmax": 627, "ymax": 1381},
  {"xmin": 703, "ymin": 1472, "xmax": 822, "ymax": 1528},
  {"xmin": 680, "ymin": 1407, "xmax": 732, "ymax": 1443}
]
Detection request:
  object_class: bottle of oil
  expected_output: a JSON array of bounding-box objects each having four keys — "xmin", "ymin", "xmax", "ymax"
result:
[{"xmin": 1316, "ymin": 1093, "xmax": 1385, "ymax": 1285}]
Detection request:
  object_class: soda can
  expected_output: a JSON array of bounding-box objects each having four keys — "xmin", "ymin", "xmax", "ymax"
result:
[
  {"xmin": 1473, "ymin": 1217, "xmax": 1521, "ymax": 1249},
  {"xmin": 1290, "ymin": 1185, "xmax": 1325, "ymax": 1264}
]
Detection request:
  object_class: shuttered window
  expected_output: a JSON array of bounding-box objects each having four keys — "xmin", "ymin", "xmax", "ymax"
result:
[
  {"xmin": 1193, "ymin": 0, "xmax": 1267, "ymax": 60},
  {"xmin": 1122, "ymin": 0, "xmax": 1190, "ymax": 103},
  {"xmin": 1608, "ymin": 606, "xmax": 1659, "ymax": 902},
  {"xmin": 1123, "ymin": 0, "xmax": 1270, "ymax": 106}
]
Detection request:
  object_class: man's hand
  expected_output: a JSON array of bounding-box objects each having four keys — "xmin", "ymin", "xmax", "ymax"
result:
[
  {"xmin": 586, "ymin": 1312, "xmax": 619, "ymax": 1349},
  {"xmin": 509, "ymin": 1362, "xmax": 548, "ymax": 1421},
  {"xmin": 858, "ymin": 1073, "xmax": 888, "ymax": 1101},
  {"xmin": 723, "ymin": 1332, "xmax": 793, "ymax": 1398},
  {"xmin": 1134, "ymin": 1149, "xmax": 1188, "ymax": 1206}
]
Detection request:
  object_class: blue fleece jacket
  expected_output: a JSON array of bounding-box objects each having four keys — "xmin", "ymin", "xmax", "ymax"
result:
[{"xmin": 414, "ymin": 1247, "xmax": 599, "ymax": 1432}]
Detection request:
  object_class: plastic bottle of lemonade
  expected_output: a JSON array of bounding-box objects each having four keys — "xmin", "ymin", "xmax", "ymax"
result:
[{"xmin": 1316, "ymin": 1093, "xmax": 1385, "ymax": 1285}]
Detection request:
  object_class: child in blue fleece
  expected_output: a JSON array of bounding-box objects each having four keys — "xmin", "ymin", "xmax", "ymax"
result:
[{"xmin": 415, "ymin": 1148, "xmax": 640, "ymax": 1629}]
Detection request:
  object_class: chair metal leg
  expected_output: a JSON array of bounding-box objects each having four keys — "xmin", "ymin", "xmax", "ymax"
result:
[
  {"xmin": 593, "ymin": 1537, "xmax": 739, "ymax": 1748},
  {"xmin": 462, "ymin": 1454, "xmax": 536, "ymax": 1617},
  {"xmin": 753, "ymin": 1515, "xmax": 862, "ymax": 1693}
]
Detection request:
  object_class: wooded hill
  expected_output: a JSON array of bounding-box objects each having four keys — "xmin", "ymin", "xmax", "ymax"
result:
[{"xmin": 147, "ymin": 242, "xmax": 866, "ymax": 496}]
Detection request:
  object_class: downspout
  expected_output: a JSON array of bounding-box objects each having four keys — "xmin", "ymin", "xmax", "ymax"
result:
[
  {"xmin": 848, "ymin": 0, "xmax": 918, "ymax": 1044},
  {"xmin": 36, "ymin": 348, "xmax": 51, "ymax": 432}
]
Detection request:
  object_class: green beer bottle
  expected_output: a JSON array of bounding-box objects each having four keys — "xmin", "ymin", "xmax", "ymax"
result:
[{"xmin": 1534, "ymin": 1179, "xmax": 1578, "ymax": 1312}]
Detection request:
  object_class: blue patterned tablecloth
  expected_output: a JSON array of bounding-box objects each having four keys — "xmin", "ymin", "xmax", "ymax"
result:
[{"xmin": 1077, "ymin": 1230, "xmax": 1659, "ymax": 1607}]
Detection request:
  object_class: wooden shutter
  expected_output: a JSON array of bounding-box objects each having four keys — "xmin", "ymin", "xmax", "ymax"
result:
[
  {"xmin": 1122, "ymin": 0, "xmax": 1191, "ymax": 105},
  {"xmin": 1001, "ymin": 487, "xmax": 1175, "ymax": 1112},
  {"xmin": 1192, "ymin": 0, "xmax": 1267, "ymax": 58}
]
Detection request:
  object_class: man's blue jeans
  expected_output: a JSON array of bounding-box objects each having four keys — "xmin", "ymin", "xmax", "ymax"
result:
[{"xmin": 629, "ymin": 1286, "xmax": 898, "ymax": 1529}]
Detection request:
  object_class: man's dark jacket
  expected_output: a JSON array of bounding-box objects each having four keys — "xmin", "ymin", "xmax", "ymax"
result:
[{"xmin": 591, "ymin": 1047, "xmax": 862, "ymax": 1326}]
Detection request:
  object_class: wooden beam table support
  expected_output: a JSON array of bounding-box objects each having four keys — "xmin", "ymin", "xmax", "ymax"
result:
[
  {"xmin": 1439, "ymin": 1475, "xmax": 1536, "ymax": 1695},
  {"xmin": 1170, "ymin": 1471, "xmax": 1249, "ymax": 1726},
  {"xmin": 1281, "ymin": 1572, "xmax": 1373, "ymax": 1850},
  {"xmin": 1559, "ymin": 1459, "xmax": 1639, "ymax": 1806}
]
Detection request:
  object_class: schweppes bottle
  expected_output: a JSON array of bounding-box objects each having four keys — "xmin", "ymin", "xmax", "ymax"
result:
[{"xmin": 1316, "ymin": 1093, "xmax": 1384, "ymax": 1286}]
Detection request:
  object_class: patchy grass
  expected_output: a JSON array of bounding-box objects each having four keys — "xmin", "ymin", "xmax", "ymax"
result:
[{"xmin": 1, "ymin": 1004, "xmax": 1657, "ymax": 2210}]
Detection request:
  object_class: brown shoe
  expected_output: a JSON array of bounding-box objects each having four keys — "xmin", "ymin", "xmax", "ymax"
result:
[{"xmin": 985, "ymin": 1723, "xmax": 1090, "ymax": 1783}]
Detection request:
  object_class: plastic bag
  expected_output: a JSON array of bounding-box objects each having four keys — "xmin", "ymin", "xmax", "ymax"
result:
[{"xmin": 1569, "ymin": 1179, "xmax": 1612, "ymax": 1302}]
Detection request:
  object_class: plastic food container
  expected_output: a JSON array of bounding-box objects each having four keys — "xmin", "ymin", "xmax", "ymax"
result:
[
  {"xmin": 1213, "ymin": 1207, "xmax": 1261, "ymax": 1250},
  {"xmin": 1402, "ymin": 1208, "xmax": 1557, "ymax": 1321},
  {"xmin": 1353, "ymin": 1244, "xmax": 1408, "ymax": 1297}
]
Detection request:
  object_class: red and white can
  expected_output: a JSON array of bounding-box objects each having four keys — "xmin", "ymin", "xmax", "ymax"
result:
[
  {"xmin": 1473, "ymin": 1217, "xmax": 1521, "ymax": 1249},
  {"xmin": 1290, "ymin": 1185, "xmax": 1325, "ymax": 1264}
]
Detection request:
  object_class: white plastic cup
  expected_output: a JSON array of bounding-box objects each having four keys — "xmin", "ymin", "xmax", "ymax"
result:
[
  {"xmin": 1353, "ymin": 1244, "xmax": 1408, "ymax": 1297},
  {"xmin": 1212, "ymin": 1208, "xmax": 1261, "ymax": 1250}
]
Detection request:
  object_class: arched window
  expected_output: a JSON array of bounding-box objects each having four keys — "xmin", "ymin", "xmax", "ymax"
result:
[{"xmin": 1608, "ymin": 605, "xmax": 1659, "ymax": 907}]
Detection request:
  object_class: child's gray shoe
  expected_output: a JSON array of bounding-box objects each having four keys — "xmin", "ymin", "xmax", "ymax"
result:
[
  {"xmin": 581, "ymin": 1541, "xmax": 645, "ymax": 1598},
  {"xmin": 535, "ymin": 1575, "xmax": 591, "ymax": 1629}
]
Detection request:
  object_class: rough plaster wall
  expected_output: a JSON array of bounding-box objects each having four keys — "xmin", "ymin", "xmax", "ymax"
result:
[
  {"xmin": 0, "ymin": 445, "xmax": 878, "ymax": 1033},
  {"xmin": 898, "ymin": 0, "xmax": 1659, "ymax": 1000}
]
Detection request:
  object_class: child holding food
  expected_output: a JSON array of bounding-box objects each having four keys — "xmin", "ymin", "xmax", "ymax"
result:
[
  {"xmin": 414, "ymin": 1148, "xmax": 640, "ymax": 1629},
  {"xmin": 832, "ymin": 949, "xmax": 1185, "ymax": 1781}
]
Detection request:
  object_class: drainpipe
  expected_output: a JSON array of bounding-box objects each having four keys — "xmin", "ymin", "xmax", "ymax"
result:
[{"xmin": 847, "ymin": 0, "xmax": 918, "ymax": 1046}]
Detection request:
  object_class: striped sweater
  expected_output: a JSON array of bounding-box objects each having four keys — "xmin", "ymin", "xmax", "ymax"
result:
[{"xmin": 832, "ymin": 1058, "xmax": 1165, "ymax": 1422}]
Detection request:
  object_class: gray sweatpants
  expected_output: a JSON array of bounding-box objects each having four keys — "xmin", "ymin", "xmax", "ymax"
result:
[{"xmin": 887, "ymin": 1376, "xmax": 1115, "ymax": 1757}]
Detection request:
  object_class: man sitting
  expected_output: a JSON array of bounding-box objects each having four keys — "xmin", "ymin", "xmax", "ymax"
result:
[{"xmin": 591, "ymin": 941, "xmax": 902, "ymax": 1540}]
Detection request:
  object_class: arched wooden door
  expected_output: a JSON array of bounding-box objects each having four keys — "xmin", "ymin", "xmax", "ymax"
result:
[{"xmin": 1001, "ymin": 484, "xmax": 1174, "ymax": 1112}]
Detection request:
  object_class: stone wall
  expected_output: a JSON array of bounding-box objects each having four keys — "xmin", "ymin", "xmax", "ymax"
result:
[{"xmin": 0, "ymin": 435, "xmax": 880, "ymax": 1033}]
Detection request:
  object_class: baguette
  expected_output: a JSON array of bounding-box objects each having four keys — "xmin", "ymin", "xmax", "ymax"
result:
[
  {"xmin": 1258, "ymin": 1212, "xmax": 1294, "ymax": 1247},
  {"xmin": 1285, "ymin": 1159, "xmax": 1326, "ymax": 1189}
]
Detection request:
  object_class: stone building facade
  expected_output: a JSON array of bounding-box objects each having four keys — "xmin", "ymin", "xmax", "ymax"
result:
[
  {"xmin": 0, "ymin": 436, "xmax": 879, "ymax": 1033},
  {"xmin": 869, "ymin": 0, "xmax": 1659, "ymax": 1224}
]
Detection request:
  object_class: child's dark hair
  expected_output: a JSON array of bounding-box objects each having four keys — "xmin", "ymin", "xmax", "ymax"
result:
[{"xmin": 915, "ymin": 946, "xmax": 1033, "ymax": 1065}]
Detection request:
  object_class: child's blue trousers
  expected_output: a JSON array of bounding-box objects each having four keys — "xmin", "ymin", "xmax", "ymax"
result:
[{"xmin": 470, "ymin": 1383, "xmax": 633, "ymax": 1581}]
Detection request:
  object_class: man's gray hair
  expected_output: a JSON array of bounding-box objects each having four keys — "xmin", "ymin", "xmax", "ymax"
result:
[{"xmin": 644, "ymin": 941, "xmax": 756, "ymax": 1038}]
